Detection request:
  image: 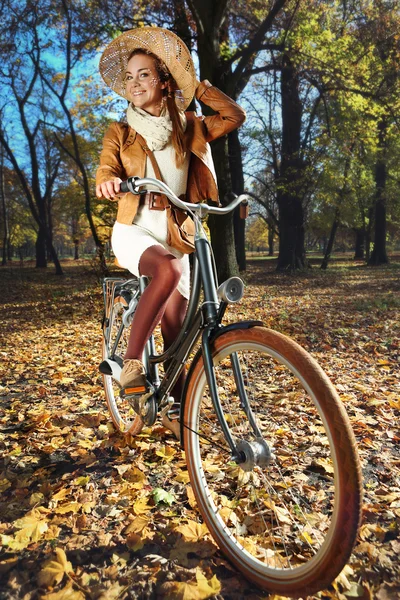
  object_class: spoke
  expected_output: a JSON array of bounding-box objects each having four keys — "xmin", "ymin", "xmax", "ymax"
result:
[{"xmin": 183, "ymin": 422, "xmax": 231, "ymax": 455}]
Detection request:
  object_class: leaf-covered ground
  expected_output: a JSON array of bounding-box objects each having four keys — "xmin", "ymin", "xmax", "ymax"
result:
[{"xmin": 0, "ymin": 257, "xmax": 399, "ymax": 600}]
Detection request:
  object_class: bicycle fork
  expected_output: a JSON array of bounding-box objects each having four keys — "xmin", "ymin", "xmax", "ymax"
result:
[{"xmin": 196, "ymin": 234, "xmax": 271, "ymax": 468}]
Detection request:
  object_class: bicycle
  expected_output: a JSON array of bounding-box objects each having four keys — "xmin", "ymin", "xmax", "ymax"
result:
[{"xmin": 100, "ymin": 176, "xmax": 362, "ymax": 597}]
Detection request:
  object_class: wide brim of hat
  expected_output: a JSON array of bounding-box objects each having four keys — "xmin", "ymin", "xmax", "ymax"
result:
[{"xmin": 99, "ymin": 27, "xmax": 196, "ymax": 110}]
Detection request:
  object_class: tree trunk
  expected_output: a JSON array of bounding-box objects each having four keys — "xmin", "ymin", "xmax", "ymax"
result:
[
  {"xmin": 368, "ymin": 121, "xmax": 389, "ymax": 265},
  {"xmin": 369, "ymin": 120, "xmax": 389, "ymax": 265},
  {"xmin": 229, "ymin": 128, "xmax": 246, "ymax": 272},
  {"xmin": 321, "ymin": 209, "xmax": 340, "ymax": 270},
  {"xmin": 207, "ymin": 135, "xmax": 238, "ymax": 282},
  {"xmin": 365, "ymin": 205, "xmax": 373, "ymax": 262},
  {"xmin": 0, "ymin": 147, "xmax": 9, "ymax": 266},
  {"xmin": 276, "ymin": 54, "xmax": 306, "ymax": 271},
  {"xmin": 268, "ymin": 226, "xmax": 274, "ymax": 256},
  {"xmin": 36, "ymin": 227, "xmax": 47, "ymax": 268},
  {"xmin": 321, "ymin": 153, "xmax": 352, "ymax": 270},
  {"xmin": 74, "ymin": 240, "xmax": 79, "ymax": 260},
  {"xmin": 354, "ymin": 228, "xmax": 365, "ymax": 260},
  {"xmin": 277, "ymin": 200, "xmax": 306, "ymax": 270},
  {"xmin": 194, "ymin": 15, "xmax": 239, "ymax": 282},
  {"xmin": 187, "ymin": 0, "xmax": 287, "ymax": 278}
]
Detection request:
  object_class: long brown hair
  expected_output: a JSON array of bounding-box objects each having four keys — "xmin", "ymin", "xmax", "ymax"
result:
[{"xmin": 127, "ymin": 49, "xmax": 187, "ymax": 167}]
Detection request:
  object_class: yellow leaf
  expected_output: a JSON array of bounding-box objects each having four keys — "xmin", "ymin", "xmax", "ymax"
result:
[
  {"xmin": 175, "ymin": 520, "xmax": 208, "ymax": 542},
  {"xmin": 175, "ymin": 469, "xmax": 190, "ymax": 484},
  {"xmin": 160, "ymin": 580, "xmax": 200, "ymax": 600},
  {"xmin": 77, "ymin": 440, "xmax": 93, "ymax": 449},
  {"xmin": 73, "ymin": 476, "xmax": 90, "ymax": 486},
  {"xmin": 133, "ymin": 497, "xmax": 152, "ymax": 515},
  {"xmin": 134, "ymin": 440, "xmax": 151, "ymax": 450},
  {"xmin": 313, "ymin": 458, "xmax": 334, "ymax": 474},
  {"xmin": 186, "ymin": 485, "xmax": 197, "ymax": 509},
  {"xmin": 54, "ymin": 502, "xmax": 81, "ymax": 515},
  {"xmin": 111, "ymin": 552, "xmax": 129, "ymax": 566},
  {"xmin": 9, "ymin": 446, "xmax": 22, "ymax": 456},
  {"xmin": 0, "ymin": 478, "xmax": 11, "ymax": 493},
  {"xmin": 30, "ymin": 492, "xmax": 45, "ymax": 506},
  {"xmin": 155, "ymin": 445, "xmax": 177, "ymax": 462},
  {"xmin": 1, "ymin": 534, "xmax": 26, "ymax": 552},
  {"xmin": 196, "ymin": 569, "xmax": 221, "ymax": 597},
  {"xmin": 82, "ymin": 501, "xmax": 96, "ymax": 514},
  {"xmin": 124, "ymin": 515, "xmax": 150, "ymax": 534},
  {"xmin": 200, "ymin": 460, "xmax": 222, "ymax": 474},
  {"xmin": 37, "ymin": 548, "xmax": 73, "ymax": 587},
  {"xmin": 299, "ymin": 530, "xmax": 314, "ymax": 545},
  {"xmin": 43, "ymin": 524, "xmax": 61, "ymax": 541},
  {"xmin": 51, "ymin": 489, "xmax": 70, "ymax": 503},
  {"xmin": 39, "ymin": 580, "xmax": 85, "ymax": 599},
  {"xmin": 3, "ymin": 510, "xmax": 49, "ymax": 549},
  {"xmin": 160, "ymin": 568, "xmax": 221, "ymax": 600},
  {"xmin": 123, "ymin": 467, "xmax": 148, "ymax": 489}
]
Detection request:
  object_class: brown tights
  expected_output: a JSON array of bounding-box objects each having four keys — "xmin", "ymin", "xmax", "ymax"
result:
[{"xmin": 124, "ymin": 245, "xmax": 188, "ymax": 402}]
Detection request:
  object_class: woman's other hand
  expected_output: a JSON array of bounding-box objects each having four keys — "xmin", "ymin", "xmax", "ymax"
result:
[{"xmin": 96, "ymin": 177, "xmax": 122, "ymax": 200}]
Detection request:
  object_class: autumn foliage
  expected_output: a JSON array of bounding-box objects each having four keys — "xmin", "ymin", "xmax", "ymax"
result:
[{"xmin": 0, "ymin": 258, "xmax": 399, "ymax": 599}]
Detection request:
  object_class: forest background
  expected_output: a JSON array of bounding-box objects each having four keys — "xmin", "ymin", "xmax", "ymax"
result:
[{"xmin": 0, "ymin": 0, "xmax": 399, "ymax": 277}]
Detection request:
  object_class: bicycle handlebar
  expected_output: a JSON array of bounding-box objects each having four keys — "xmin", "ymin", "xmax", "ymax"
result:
[{"xmin": 120, "ymin": 176, "xmax": 249, "ymax": 217}]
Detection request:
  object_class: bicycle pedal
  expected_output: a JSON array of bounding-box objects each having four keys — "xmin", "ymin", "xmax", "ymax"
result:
[
  {"xmin": 165, "ymin": 402, "xmax": 180, "ymax": 421},
  {"xmin": 166, "ymin": 410, "xmax": 180, "ymax": 421},
  {"xmin": 124, "ymin": 385, "xmax": 147, "ymax": 395}
]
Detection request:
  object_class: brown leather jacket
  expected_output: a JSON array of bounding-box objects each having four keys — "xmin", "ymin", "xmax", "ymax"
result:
[{"xmin": 96, "ymin": 80, "xmax": 246, "ymax": 226}]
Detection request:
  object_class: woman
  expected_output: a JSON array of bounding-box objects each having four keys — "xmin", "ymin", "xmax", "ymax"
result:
[{"xmin": 96, "ymin": 27, "xmax": 245, "ymax": 425}]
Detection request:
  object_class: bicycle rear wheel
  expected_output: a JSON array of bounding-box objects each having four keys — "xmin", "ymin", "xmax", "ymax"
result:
[
  {"xmin": 183, "ymin": 326, "xmax": 362, "ymax": 597},
  {"xmin": 103, "ymin": 292, "xmax": 144, "ymax": 436}
]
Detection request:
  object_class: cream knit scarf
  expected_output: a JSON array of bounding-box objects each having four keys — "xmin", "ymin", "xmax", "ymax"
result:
[{"xmin": 126, "ymin": 104, "xmax": 173, "ymax": 151}]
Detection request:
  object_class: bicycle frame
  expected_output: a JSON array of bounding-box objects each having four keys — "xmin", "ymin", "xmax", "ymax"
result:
[{"xmin": 141, "ymin": 215, "xmax": 259, "ymax": 460}]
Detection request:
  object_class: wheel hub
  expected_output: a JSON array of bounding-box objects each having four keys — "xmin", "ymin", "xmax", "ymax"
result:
[{"xmin": 235, "ymin": 438, "xmax": 272, "ymax": 471}]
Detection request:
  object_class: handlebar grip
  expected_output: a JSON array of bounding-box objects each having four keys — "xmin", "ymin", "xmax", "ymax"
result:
[
  {"xmin": 120, "ymin": 180, "xmax": 129, "ymax": 193},
  {"xmin": 240, "ymin": 199, "xmax": 249, "ymax": 220}
]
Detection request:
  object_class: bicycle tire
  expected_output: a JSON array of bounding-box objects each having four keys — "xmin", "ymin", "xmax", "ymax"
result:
[
  {"xmin": 183, "ymin": 326, "xmax": 362, "ymax": 597},
  {"xmin": 103, "ymin": 296, "xmax": 144, "ymax": 436}
]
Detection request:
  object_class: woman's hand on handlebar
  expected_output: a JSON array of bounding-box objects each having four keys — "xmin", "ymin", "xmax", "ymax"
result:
[{"xmin": 96, "ymin": 177, "xmax": 123, "ymax": 200}]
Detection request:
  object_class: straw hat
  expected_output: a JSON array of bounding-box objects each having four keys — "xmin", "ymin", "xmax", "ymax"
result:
[{"xmin": 99, "ymin": 26, "xmax": 196, "ymax": 110}]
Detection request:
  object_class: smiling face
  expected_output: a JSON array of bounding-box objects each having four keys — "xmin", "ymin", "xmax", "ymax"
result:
[{"xmin": 124, "ymin": 53, "xmax": 167, "ymax": 116}]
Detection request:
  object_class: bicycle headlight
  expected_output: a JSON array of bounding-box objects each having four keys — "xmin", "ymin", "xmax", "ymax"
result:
[{"xmin": 217, "ymin": 277, "xmax": 244, "ymax": 303}]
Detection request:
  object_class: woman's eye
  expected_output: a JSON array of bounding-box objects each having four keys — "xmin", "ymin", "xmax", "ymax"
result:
[
  {"xmin": 125, "ymin": 75, "xmax": 133, "ymax": 81},
  {"xmin": 140, "ymin": 72, "xmax": 149, "ymax": 78}
]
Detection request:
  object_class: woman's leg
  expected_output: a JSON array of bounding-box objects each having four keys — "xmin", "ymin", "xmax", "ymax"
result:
[
  {"xmin": 161, "ymin": 288, "xmax": 188, "ymax": 402},
  {"xmin": 124, "ymin": 245, "xmax": 183, "ymax": 360}
]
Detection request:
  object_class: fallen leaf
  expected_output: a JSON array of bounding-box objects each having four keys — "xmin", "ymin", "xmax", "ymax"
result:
[
  {"xmin": 152, "ymin": 487, "xmax": 175, "ymax": 506},
  {"xmin": 37, "ymin": 547, "xmax": 73, "ymax": 587},
  {"xmin": 175, "ymin": 520, "xmax": 209, "ymax": 542},
  {"xmin": 39, "ymin": 580, "xmax": 85, "ymax": 599}
]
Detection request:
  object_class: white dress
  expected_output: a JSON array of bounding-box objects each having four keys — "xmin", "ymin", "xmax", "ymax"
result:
[{"xmin": 111, "ymin": 142, "xmax": 191, "ymax": 299}]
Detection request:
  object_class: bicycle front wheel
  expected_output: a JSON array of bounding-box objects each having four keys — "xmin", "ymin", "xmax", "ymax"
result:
[
  {"xmin": 183, "ymin": 326, "xmax": 362, "ymax": 597},
  {"xmin": 103, "ymin": 296, "xmax": 144, "ymax": 436}
]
